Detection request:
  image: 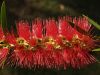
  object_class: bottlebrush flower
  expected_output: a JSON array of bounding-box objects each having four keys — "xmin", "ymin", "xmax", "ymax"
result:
[
  {"xmin": 0, "ymin": 48, "xmax": 9, "ymax": 67},
  {"xmin": 0, "ymin": 17, "xmax": 98, "ymax": 69},
  {"xmin": 0, "ymin": 27, "xmax": 9, "ymax": 68}
]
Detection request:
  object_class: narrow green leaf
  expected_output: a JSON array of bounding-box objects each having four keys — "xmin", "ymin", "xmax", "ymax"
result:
[
  {"xmin": 1, "ymin": 1, "xmax": 18, "ymax": 37},
  {"xmin": 1, "ymin": 1, "xmax": 7, "ymax": 33},
  {"xmin": 92, "ymin": 48, "xmax": 100, "ymax": 52},
  {"xmin": 83, "ymin": 15, "xmax": 100, "ymax": 30}
]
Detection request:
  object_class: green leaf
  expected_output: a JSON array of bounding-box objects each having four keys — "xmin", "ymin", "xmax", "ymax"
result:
[
  {"xmin": 0, "ymin": 1, "xmax": 18, "ymax": 37},
  {"xmin": 92, "ymin": 48, "xmax": 100, "ymax": 52},
  {"xmin": 1, "ymin": 1, "xmax": 7, "ymax": 33},
  {"xmin": 83, "ymin": 15, "xmax": 100, "ymax": 30}
]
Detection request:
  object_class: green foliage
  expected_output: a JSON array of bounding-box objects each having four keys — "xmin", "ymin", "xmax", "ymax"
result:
[
  {"xmin": 83, "ymin": 15, "xmax": 100, "ymax": 30},
  {"xmin": 0, "ymin": 1, "xmax": 7, "ymax": 33},
  {"xmin": 92, "ymin": 48, "xmax": 100, "ymax": 52}
]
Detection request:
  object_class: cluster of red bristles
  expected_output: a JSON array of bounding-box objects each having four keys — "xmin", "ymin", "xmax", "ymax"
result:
[{"xmin": 0, "ymin": 17, "xmax": 97, "ymax": 69}]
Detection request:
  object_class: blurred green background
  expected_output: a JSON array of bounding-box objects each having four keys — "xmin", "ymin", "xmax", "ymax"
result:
[{"xmin": 0, "ymin": 0, "xmax": 100, "ymax": 75}]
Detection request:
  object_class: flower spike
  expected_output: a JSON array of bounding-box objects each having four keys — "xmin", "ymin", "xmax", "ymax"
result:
[{"xmin": 0, "ymin": 17, "xmax": 98, "ymax": 69}]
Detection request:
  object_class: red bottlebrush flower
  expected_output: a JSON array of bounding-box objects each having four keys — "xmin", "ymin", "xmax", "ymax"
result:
[
  {"xmin": 0, "ymin": 27, "xmax": 5, "ymax": 40},
  {"xmin": 45, "ymin": 19, "xmax": 58, "ymax": 38},
  {"xmin": 6, "ymin": 33, "xmax": 17, "ymax": 45},
  {"xmin": 73, "ymin": 17, "xmax": 91, "ymax": 31},
  {"xmin": 17, "ymin": 21, "xmax": 31, "ymax": 41},
  {"xmin": 0, "ymin": 17, "xmax": 98, "ymax": 69},
  {"xmin": 10, "ymin": 47, "xmax": 34, "ymax": 68},
  {"xmin": 0, "ymin": 48, "xmax": 9, "ymax": 67},
  {"xmin": 8, "ymin": 19, "xmax": 44, "ymax": 69},
  {"xmin": 32, "ymin": 19, "xmax": 43, "ymax": 38},
  {"xmin": 0, "ymin": 27, "xmax": 9, "ymax": 68},
  {"xmin": 58, "ymin": 18, "xmax": 75, "ymax": 40}
]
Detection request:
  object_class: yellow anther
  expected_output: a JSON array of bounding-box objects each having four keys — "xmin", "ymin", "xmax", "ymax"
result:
[
  {"xmin": 17, "ymin": 38, "xmax": 28, "ymax": 45},
  {"xmin": 16, "ymin": 38, "xmax": 31, "ymax": 49},
  {"xmin": 3, "ymin": 44, "xmax": 10, "ymax": 48},
  {"xmin": 0, "ymin": 40, "xmax": 5, "ymax": 44},
  {"xmin": 72, "ymin": 35, "xmax": 81, "ymax": 44},
  {"xmin": 10, "ymin": 44, "xmax": 14, "ymax": 47},
  {"xmin": 17, "ymin": 38, "xmax": 24, "ymax": 44},
  {"xmin": 37, "ymin": 38, "xmax": 42, "ymax": 44},
  {"xmin": 54, "ymin": 44, "xmax": 62, "ymax": 49},
  {"xmin": 45, "ymin": 37, "xmax": 56, "ymax": 45},
  {"xmin": 80, "ymin": 42, "xmax": 86, "ymax": 48}
]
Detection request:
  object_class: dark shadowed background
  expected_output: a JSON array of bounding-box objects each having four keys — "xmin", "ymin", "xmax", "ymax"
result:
[
  {"xmin": 0, "ymin": 0, "xmax": 100, "ymax": 75},
  {"xmin": 0, "ymin": 0, "xmax": 100, "ymax": 22}
]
